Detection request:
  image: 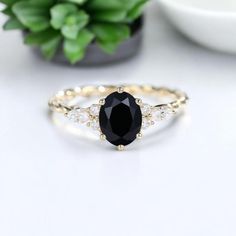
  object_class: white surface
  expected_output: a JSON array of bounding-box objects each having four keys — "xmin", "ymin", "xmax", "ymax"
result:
[
  {"xmin": 158, "ymin": 0, "xmax": 236, "ymax": 53},
  {"xmin": 1, "ymin": 2, "xmax": 236, "ymax": 236}
]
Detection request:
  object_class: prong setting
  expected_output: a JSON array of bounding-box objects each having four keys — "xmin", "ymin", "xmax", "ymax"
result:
[
  {"xmin": 135, "ymin": 98, "xmax": 143, "ymax": 106},
  {"xmin": 100, "ymin": 134, "xmax": 106, "ymax": 141},
  {"xmin": 117, "ymin": 145, "xmax": 125, "ymax": 151},
  {"xmin": 99, "ymin": 99, "xmax": 105, "ymax": 106},
  {"xmin": 117, "ymin": 86, "xmax": 125, "ymax": 93},
  {"xmin": 136, "ymin": 133, "xmax": 143, "ymax": 139}
]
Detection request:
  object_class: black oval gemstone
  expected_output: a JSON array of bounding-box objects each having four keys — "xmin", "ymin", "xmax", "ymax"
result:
[{"xmin": 99, "ymin": 92, "xmax": 142, "ymax": 146}]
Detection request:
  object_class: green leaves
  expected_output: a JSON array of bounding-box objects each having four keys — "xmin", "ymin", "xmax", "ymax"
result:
[
  {"xmin": 1, "ymin": 7, "xmax": 14, "ymax": 16},
  {"xmin": 41, "ymin": 35, "xmax": 61, "ymax": 59},
  {"xmin": 24, "ymin": 29, "xmax": 62, "ymax": 60},
  {"xmin": 127, "ymin": 0, "xmax": 148, "ymax": 21},
  {"xmin": 50, "ymin": 3, "xmax": 89, "ymax": 40},
  {"xmin": 13, "ymin": 1, "xmax": 50, "ymax": 32},
  {"xmin": 0, "ymin": 0, "xmax": 18, "ymax": 6},
  {"xmin": 3, "ymin": 17, "xmax": 25, "ymax": 30},
  {"xmin": 92, "ymin": 9, "xmax": 127, "ymax": 22},
  {"xmin": 88, "ymin": 0, "xmax": 147, "ymax": 23},
  {"xmin": 91, "ymin": 23, "xmax": 130, "ymax": 54},
  {"xmin": 65, "ymin": 0, "xmax": 87, "ymax": 4},
  {"xmin": 28, "ymin": 0, "xmax": 55, "ymax": 7},
  {"xmin": 0, "ymin": 0, "xmax": 148, "ymax": 63},
  {"xmin": 50, "ymin": 3, "xmax": 77, "ymax": 29},
  {"xmin": 87, "ymin": 0, "xmax": 136, "ymax": 11},
  {"xmin": 61, "ymin": 11, "xmax": 89, "ymax": 39},
  {"xmin": 64, "ymin": 29, "xmax": 94, "ymax": 64}
]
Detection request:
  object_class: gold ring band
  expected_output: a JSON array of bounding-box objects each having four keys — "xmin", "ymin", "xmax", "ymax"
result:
[{"xmin": 49, "ymin": 85, "xmax": 188, "ymax": 150}]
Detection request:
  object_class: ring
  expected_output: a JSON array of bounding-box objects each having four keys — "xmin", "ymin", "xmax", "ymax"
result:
[{"xmin": 49, "ymin": 85, "xmax": 188, "ymax": 151}]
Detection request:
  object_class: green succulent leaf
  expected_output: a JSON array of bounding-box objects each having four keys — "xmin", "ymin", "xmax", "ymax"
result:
[
  {"xmin": 92, "ymin": 9, "xmax": 127, "ymax": 22},
  {"xmin": 12, "ymin": 1, "xmax": 50, "ymax": 32},
  {"xmin": 64, "ymin": 29, "xmax": 94, "ymax": 64},
  {"xmin": 24, "ymin": 29, "xmax": 62, "ymax": 60},
  {"xmin": 61, "ymin": 10, "xmax": 89, "ymax": 39},
  {"xmin": 1, "ymin": 6, "xmax": 14, "ymax": 16},
  {"xmin": 91, "ymin": 23, "xmax": 130, "ymax": 54},
  {"xmin": 91, "ymin": 23, "xmax": 130, "ymax": 42},
  {"xmin": 29, "ymin": 0, "xmax": 55, "ymax": 7},
  {"xmin": 65, "ymin": 0, "xmax": 87, "ymax": 5},
  {"xmin": 3, "ymin": 17, "xmax": 25, "ymax": 30},
  {"xmin": 41, "ymin": 35, "xmax": 62, "ymax": 60},
  {"xmin": 24, "ymin": 28, "xmax": 59, "ymax": 45},
  {"xmin": 0, "ymin": 0, "xmax": 18, "ymax": 6},
  {"xmin": 50, "ymin": 3, "xmax": 77, "ymax": 29},
  {"xmin": 87, "ymin": 0, "xmax": 136, "ymax": 11},
  {"xmin": 126, "ymin": 0, "xmax": 147, "ymax": 21},
  {"xmin": 97, "ymin": 41, "xmax": 121, "ymax": 54}
]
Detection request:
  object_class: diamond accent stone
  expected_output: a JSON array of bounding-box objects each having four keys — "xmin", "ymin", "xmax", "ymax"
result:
[
  {"xmin": 67, "ymin": 108, "xmax": 89, "ymax": 124},
  {"xmin": 151, "ymin": 105, "xmax": 171, "ymax": 122},
  {"xmin": 140, "ymin": 103, "xmax": 179, "ymax": 130},
  {"xmin": 141, "ymin": 103, "xmax": 152, "ymax": 116},
  {"xmin": 90, "ymin": 119, "xmax": 100, "ymax": 131},
  {"xmin": 142, "ymin": 117, "xmax": 152, "ymax": 129},
  {"xmin": 78, "ymin": 108, "xmax": 90, "ymax": 123},
  {"xmin": 89, "ymin": 104, "xmax": 100, "ymax": 117},
  {"xmin": 67, "ymin": 109, "xmax": 80, "ymax": 122}
]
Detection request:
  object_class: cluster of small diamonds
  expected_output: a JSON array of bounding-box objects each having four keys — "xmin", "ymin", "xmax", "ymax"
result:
[
  {"xmin": 67, "ymin": 104, "xmax": 101, "ymax": 131},
  {"xmin": 141, "ymin": 103, "xmax": 177, "ymax": 130},
  {"xmin": 67, "ymin": 102, "xmax": 180, "ymax": 132}
]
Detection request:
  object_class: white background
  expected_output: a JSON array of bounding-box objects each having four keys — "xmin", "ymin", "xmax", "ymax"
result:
[{"xmin": 0, "ymin": 2, "xmax": 236, "ymax": 236}]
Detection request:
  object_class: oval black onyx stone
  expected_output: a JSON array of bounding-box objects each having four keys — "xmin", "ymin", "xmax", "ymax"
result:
[{"xmin": 99, "ymin": 92, "xmax": 142, "ymax": 146}]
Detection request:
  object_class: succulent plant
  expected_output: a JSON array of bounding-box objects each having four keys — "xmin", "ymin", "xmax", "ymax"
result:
[{"xmin": 0, "ymin": 0, "xmax": 148, "ymax": 64}]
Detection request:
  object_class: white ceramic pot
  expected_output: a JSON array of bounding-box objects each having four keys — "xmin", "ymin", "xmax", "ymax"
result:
[{"xmin": 157, "ymin": 0, "xmax": 236, "ymax": 54}]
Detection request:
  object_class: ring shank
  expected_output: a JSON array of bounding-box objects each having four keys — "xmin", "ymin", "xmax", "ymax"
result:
[{"xmin": 49, "ymin": 85, "xmax": 188, "ymax": 114}]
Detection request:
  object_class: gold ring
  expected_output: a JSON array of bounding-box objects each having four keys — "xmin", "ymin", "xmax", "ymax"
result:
[{"xmin": 49, "ymin": 85, "xmax": 188, "ymax": 151}]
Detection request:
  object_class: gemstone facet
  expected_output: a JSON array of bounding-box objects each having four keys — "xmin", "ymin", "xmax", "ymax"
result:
[{"xmin": 99, "ymin": 92, "xmax": 142, "ymax": 146}]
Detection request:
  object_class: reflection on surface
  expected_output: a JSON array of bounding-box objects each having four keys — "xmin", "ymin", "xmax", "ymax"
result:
[{"xmin": 141, "ymin": 111, "xmax": 191, "ymax": 148}]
